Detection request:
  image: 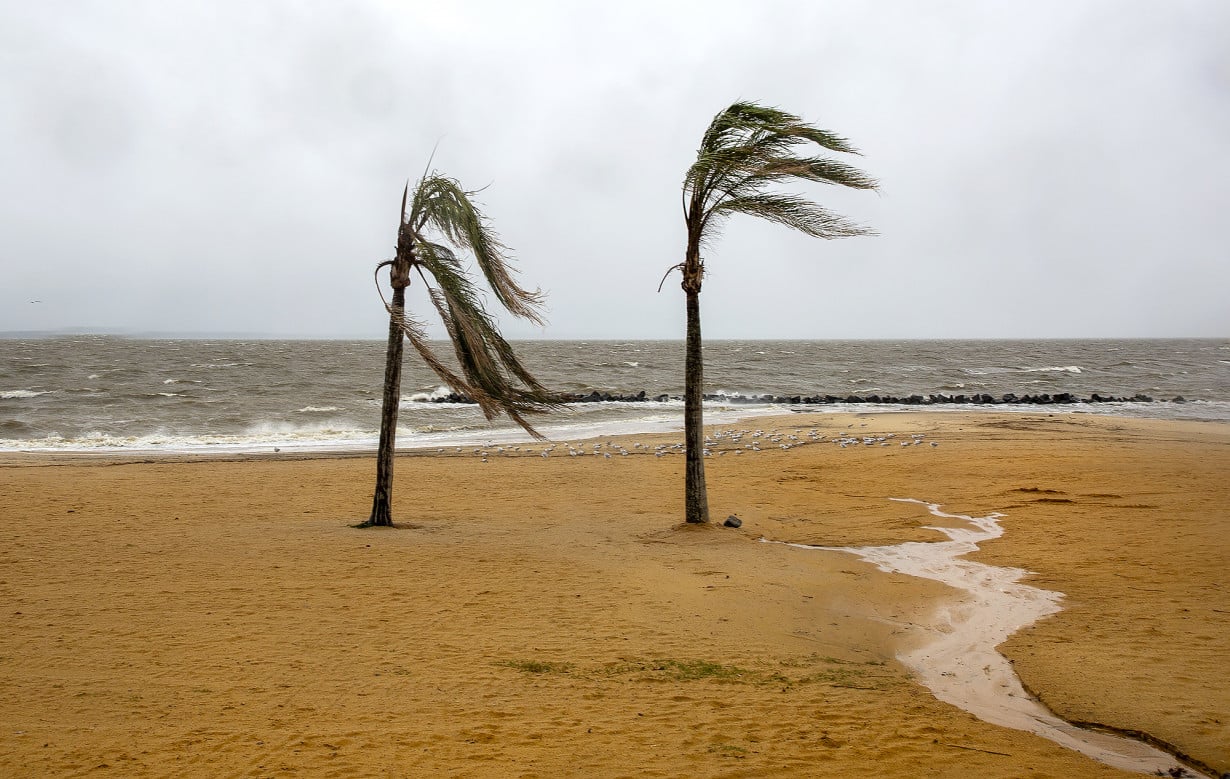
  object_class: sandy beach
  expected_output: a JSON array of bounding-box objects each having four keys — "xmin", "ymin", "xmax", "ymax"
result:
[{"xmin": 1, "ymin": 411, "xmax": 1226, "ymax": 777}]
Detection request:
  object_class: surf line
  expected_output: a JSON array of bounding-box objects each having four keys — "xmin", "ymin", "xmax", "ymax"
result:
[{"xmin": 778, "ymin": 499, "xmax": 1205, "ymax": 777}]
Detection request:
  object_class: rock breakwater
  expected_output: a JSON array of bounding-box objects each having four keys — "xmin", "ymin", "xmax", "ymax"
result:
[{"xmin": 422, "ymin": 390, "xmax": 1180, "ymax": 406}]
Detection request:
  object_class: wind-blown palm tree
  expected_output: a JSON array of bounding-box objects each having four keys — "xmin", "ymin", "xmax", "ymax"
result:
[
  {"xmin": 665, "ymin": 101, "xmax": 878, "ymax": 524},
  {"xmin": 366, "ymin": 172, "xmax": 557, "ymax": 527}
]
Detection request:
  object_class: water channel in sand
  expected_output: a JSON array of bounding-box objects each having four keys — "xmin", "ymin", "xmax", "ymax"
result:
[{"xmin": 780, "ymin": 498, "xmax": 1206, "ymax": 777}]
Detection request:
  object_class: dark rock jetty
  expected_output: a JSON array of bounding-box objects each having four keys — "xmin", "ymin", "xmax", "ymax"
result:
[{"xmin": 427, "ymin": 390, "xmax": 1180, "ymax": 406}]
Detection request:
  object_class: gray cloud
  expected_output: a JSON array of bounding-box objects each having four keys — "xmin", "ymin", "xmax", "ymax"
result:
[{"xmin": 2, "ymin": 0, "xmax": 1227, "ymax": 339}]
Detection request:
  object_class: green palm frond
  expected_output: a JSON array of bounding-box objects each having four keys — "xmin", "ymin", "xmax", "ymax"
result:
[
  {"xmin": 699, "ymin": 101, "xmax": 860, "ymax": 158},
  {"xmin": 408, "ymin": 175, "xmax": 546, "ymax": 325},
  {"xmin": 421, "ymin": 257, "xmax": 556, "ymax": 403},
  {"xmin": 712, "ymin": 193, "xmax": 871, "ymax": 239},
  {"xmin": 752, "ymin": 155, "xmax": 879, "ymax": 190},
  {"xmin": 383, "ymin": 175, "xmax": 558, "ymax": 438},
  {"xmin": 682, "ymin": 101, "xmax": 878, "ymax": 261}
]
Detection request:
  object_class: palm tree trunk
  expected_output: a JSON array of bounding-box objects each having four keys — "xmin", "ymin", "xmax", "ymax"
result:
[
  {"xmin": 369, "ymin": 285, "xmax": 406, "ymax": 526},
  {"xmin": 683, "ymin": 287, "xmax": 709, "ymax": 524}
]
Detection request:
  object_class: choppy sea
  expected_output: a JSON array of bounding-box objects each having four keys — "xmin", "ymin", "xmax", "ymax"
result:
[{"xmin": 1, "ymin": 337, "xmax": 1226, "ymax": 453}]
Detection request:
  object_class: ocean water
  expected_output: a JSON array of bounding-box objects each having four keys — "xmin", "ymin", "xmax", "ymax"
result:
[{"xmin": 1, "ymin": 336, "xmax": 1226, "ymax": 453}]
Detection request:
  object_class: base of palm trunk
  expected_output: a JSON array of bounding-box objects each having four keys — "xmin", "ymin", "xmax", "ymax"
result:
[{"xmin": 365, "ymin": 492, "xmax": 394, "ymax": 527}]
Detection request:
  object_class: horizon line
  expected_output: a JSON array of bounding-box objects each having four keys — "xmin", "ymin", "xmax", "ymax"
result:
[{"xmin": 1, "ymin": 329, "xmax": 1225, "ymax": 343}]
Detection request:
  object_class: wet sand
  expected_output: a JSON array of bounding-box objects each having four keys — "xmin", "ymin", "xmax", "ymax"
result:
[{"xmin": 1, "ymin": 412, "xmax": 1226, "ymax": 777}]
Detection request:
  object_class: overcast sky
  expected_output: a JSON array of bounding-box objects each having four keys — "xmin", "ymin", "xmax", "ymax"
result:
[{"xmin": 2, "ymin": 1, "xmax": 1227, "ymax": 340}]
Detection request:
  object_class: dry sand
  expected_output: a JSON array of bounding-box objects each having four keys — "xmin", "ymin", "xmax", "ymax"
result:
[{"xmin": 1, "ymin": 411, "xmax": 1226, "ymax": 777}]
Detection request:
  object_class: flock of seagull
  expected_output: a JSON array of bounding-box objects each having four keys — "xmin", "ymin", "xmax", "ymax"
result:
[{"xmin": 431, "ymin": 425, "xmax": 939, "ymax": 463}]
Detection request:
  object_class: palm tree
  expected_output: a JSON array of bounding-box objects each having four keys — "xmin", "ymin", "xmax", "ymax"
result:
[
  {"xmin": 366, "ymin": 172, "xmax": 557, "ymax": 527},
  {"xmin": 665, "ymin": 101, "xmax": 878, "ymax": 524}
]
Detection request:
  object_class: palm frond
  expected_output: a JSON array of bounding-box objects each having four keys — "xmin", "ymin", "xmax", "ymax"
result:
[
  {"xmin": 753, "ymin": 155, "xmax": 879, "ymax": 190},
  {"xmin": 396, "ymin": 307, "xmax": 471, "ymax": 399},
  {"xmin": 409, "ymin": 175, "xmax": 546, "ymax": 325},
  {"xmin": 713, "ymin": 193, "xmax": 875, "ymax": 239},
  {"xmin": 415, "ymin": 247, "xmax": 560, "ymax": 438},
  {"xmin": 700, "ymin": 101, "xmax": 860, "ymax": 156},
  {"xmin": 377, "ymin": 169, "xmax": 556, "ymax": 439},
  {"xmin": 682, "ymin": 100, "xmax": 879, "ymax": 254}
]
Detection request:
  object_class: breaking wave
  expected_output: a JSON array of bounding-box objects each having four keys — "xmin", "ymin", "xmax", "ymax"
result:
[{"xmin": 1, "ymin": 389, "xmax": 51, "ymax": 399}]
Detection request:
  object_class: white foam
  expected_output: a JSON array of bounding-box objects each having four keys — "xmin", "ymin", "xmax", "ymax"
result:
[
  {"xmin": 391, "ymin": 402, "xmax": 786, "ymax": 450},
  {"xmin": 1, "ymin": 389, "xmax": 50, "ymax": 399},
  {"xmin": 0, "ymin": 401, "xmax": 784, "ymax": 455},
  {"xmin": 405, "ymin": 385, "xmax": 455, "ymax": 403},
  {"xmin": 0, "ymin": 427, "xmax": 379, "ymax": 454}
]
